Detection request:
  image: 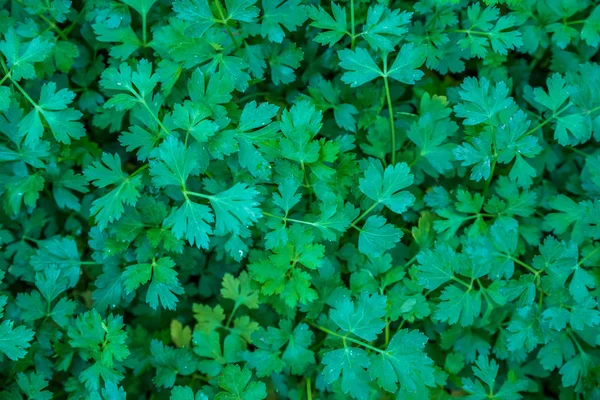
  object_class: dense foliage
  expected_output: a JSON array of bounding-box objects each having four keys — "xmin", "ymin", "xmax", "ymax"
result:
[{"xmin": 1, "ymin": 0, "xmax": 600, "ymax": 398}]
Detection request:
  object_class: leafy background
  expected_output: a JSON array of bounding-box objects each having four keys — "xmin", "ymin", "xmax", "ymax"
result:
[{"xmin": 1, "ymin": 0, "xmax": 600, "ymax": 398}]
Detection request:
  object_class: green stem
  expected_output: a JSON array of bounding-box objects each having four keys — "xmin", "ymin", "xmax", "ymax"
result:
[
  {"xmin": 36, "ymin": 13, "xmax": 68, "ymax": 40},
  {"xmin": 578, "ymin": 247, "xmax": 600, "ymax": 266},
  {"xmin": 383, "ymin": 74, "xmax": 396, "ymax": 165},
  {"xmin": 225, "ymin": 303, "xmax": 239, "ymax": 329},
  {"xmin": 9, "ymin": 75, "xmax": 39, "ymax": 110},
  {"xmin": 185, "ymin": 190, "xmax": 210, "ymax": 199},
  {"xmin": 567, "ymin": 330, "xmax": 586, "ymax": 354},
  {"xmin": 130, "ymin": 164, "xmax": 149, "ymax": 178},
  {"xmin": 384, "ymin": 319, "xmax": 390, "ymax": 347},
  {"xmin": 567, "ymin": 146, "xmax": 589, "ymax": 157},
  {"xmin": 22, "ymin": 236, "xmax": 40, "ymax": 244},
  {"xmin": 0, "ymin": 73, "xmax": 10, "ymax": 85},
  {"xmin": 352, "ymin": 201, "xmax": 379, "ymax": 226},
  {"xmin": 214, "ymin": 0, "xmax": 240, "ymax": 50},
  {"xmin": 142, "ymin": 14, "xmax": 147, "ymax": 45},
  {"xmin": 452, "ymin": 276, "xmax": 472, "ymax": 290},
  {"xmin": 138, "ymin": 96, "xmax": 170, "ymax": 136},
  {"xmin": 509, "ymin": 256, "xmax": 540, "ymax": 276},
  {"xmin": 519, "ymin": 101, "xmax": 600, "ymax": 139},
  {"xmin": 350, "ymin": 0, "xmax": 356, "ymax": 49},
  {"xmin": 79, "ymin": 261, "xmax": 100, "ymax": 265},
  {"xmin": 63, "ymin": 2, "xmax": 89, "ymax": 36},
  {"xmin": 482, "ymin": 156, "xmax": 497, "ymax": 197},
  {"xmin": 306, "ymin": 377, "xmax": 312, "ymax": 400},
  {"xmin": 308, "ymin": 322, "xmax": 384, "ymax": 354},
  {"xmin": 300, "ymin": 161, "xmax": 311, "ymax": 190},
  {"xmin": 263, "ymin": 212, "xmax": 316, "ymax": 227},
  {"xmin": 235, "ymin": 91, "xmax": 271, "ymax": 104},
  {"xmin": 446, "ymin": 29, "xmax": 490, "ymax": 36}
]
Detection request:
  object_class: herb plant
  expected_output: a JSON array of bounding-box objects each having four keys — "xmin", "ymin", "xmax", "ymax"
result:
[{"xmin": 1, "ymin": 0, "xmax": 600, "ymax": 399}]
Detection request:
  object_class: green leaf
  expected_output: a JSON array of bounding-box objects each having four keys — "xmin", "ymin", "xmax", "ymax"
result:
[
  {"xmin": 362, "ymin": 4, "xmax": 412, "ymax": 52},
  {"xmin": 338, "ymin": 47, "xmax": 382, "ymax": 87},
  {"xmin": 19, "ymin": 82, "xmax": 85, "ymax": 145},
  {"xmin": 457, "ymin": 4, "xmax": 522, "ymax": 57},
  {"xmin": 407, "ymin": 93, "xmax": 457, "ymax": 177},
  {"xmin": 173, "ymin": 0, "xmax": 215, "ymax": 37},
  {"xmin": 533, "ymin": 74, "xmax": 591, "ymax": 145},
  {"xmin": 0, "ymin": 320, "xmax": 34, "ymax": 361},
  {"xmin": 123, "ymin": 257, "xmax": 184, "ymax": 310},
  {"xmin": 0, "ymin": 28, "xmax": 54, "ymax": 81},
  {"xmin": 308, "ymin": 2, "xmax": 347, "ymax": 47},
  {"xmin": 150, "ymin": 136, "xmax": 198, "ymax": 187},
  {"xmin": 221, "ymin": 272, "xmax": 260, "ymax": 309},
  {"xmin": 370, "ymin": 330, "xmax": 437, "ymax": 395},
  {"xmin": 454, "ymin": 129, "xmax": 494, "ymax": 182},
  {"xmin": 358, "ymin": 215, "xmax": 402, "ymax": 257},
  {"xmin": 121, "ymin": 0, "xmax": 158, "ymax": 16},
  {"xmin": 416, "ymin": 243, "xmax": 465, "ymax": 290},
  {"xmin": 16, "ymin": 372, "xmax": 52, "ymax": 400},
  {"xmin": 150, "ymin": 340, "xmax": 197, "ymax": 388},
  {"xmin": 434, "ymin": 285, "xmax": 482, "ymax": 327},
  {"xmin": 244, "ymin": 320, "xmax": 314, "ymax": 377},
  {"xmin": 85, "ymin": 153, "xmax": 143, "ymax": 229},
  {"xmin": 454, "ymin": 77, "xmax": 514, "ymax": 126},
  {"xmin": 209, "ymin": 183, "xmax": 262, "ymax": 236},
  {"xmin": 171, "ymin": 386, "xmax": 209, "ymax": 400},
  {"xmin": 386, "ymin": 43, "xmax": 427, "ymax": 84},
  {"xmin": 359, "ymin": 159, "xmax": 415, "ymax": 214},
  {"xmin": 67, "ymin": 310, "xmax": 130, "ymax": 390},
  {"xmin": 258, "ymin": 0, "xmax": 308, "ymax": 43},
  {"xmin": 215, "ymin": 365, "xmax": 267, "ymax": 400},
  {"xmin": 165, "ymin": 199, "xmax": 214, "ymax": 249},
  {"xmin": 330, "ymin": 292, "xmax": 387, "ymax": 341},
  {"xmin": 322, "ymin": 347, "xmax": 371, "ymax": 400},
  {"xmin": 92, "ymin": 23, "xmax": 142, "ymax": 61}
]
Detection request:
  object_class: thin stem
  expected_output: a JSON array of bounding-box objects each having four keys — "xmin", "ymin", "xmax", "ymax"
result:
[
  {"xmin": 384, "ymin": 319, "xmax": 390, "ymax": 347},
  {"xmin": 22, "ymin": 236, "xmax": 40, "ymax": 244},
  {"xmin": 383, "ymin": 74, "xmax": 396, "ymax": 165},
  {"xmin": 36, "ymin": 13, "xmax": 68, "ymax": 40},
  {"xmin": 308, "ymin": 322, "xmax": 384, "ymax": 354},
  {"xmin": 138, "ymin": 96, "xmax": 170, "ymax": 136},
  {"xmin": 63, "ymin": 2, "xmax": 89, "ymax": 36},
  {"xmin": 300, "ymin": 161, "xmax": 311, "ymax": 191},
  {"xmin": 235, "ymin": 91, "xmax": 271, "ymax": 104},
  {"xmin": 509, "ymin": 256, "xmax": 541, "ymax": 277},
  {"xmin": 567, "ymin": 330, "xmax": 586, "ymax": 354},
  {"xmin": 130, "ymin": 164, "xmax": 149, "ymax": 178},
  {"xmin": 263, "ymin": 212, "xmax": 317, "ymax": 227},
  {"xmin": 567, "ymin": 146, "xmax": 589, "ymax": 157},
  {"xmin": 452, "ymin": 276, "xmax": 472, "ymax": 290},
  {"xmin": 350, "ymin": 0, "xmax": 356, "ymax": 50},
  {"xmin": 142, "ymin": 14, "xmax": 147, "ymax": 45},
  {"xmin": 306, "ymin": 377, "xmax": 312, "ymax": 400},
  {"xmin": 522, "ymin": 118, "xmax": 551, "ymax": 138},
  {"xmin": 404, "ymin": 254, "xmax": 417, "ymax": 267},
  {"xmin": 0, "ymin": 73, "xmax": 10, "ymax": 85},
  {"xmin": 9, "ymin": 75, "xmax": 39, "ymax": 110},
  {"xmin": 352, "ymin": 201, "xmax": 379, "ymax": 226},
  {"xmin": 214, "ymin": 0, "xmax": 240, "ymax": 50},
  {"xmin": 519, "ymin": 101, "xmax": 598, "ymax": 139},
  {"xmin": 446, "ymin": 29, "xmax": 490, "ymax": 36},
  {"xmin": 482, "ymin": 157, "xmax": 497, "ymax": 197},
  {"xmin": 225, "ymin": 303, "xmax": 239, "ymax": 329},
  {"xmin": 578, "ymin": 247, "xmax": 600, "ymax": 266},
  {"xmin": 185, "ymin": 190, "xmax": 212, "ymax": 200}
]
